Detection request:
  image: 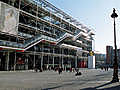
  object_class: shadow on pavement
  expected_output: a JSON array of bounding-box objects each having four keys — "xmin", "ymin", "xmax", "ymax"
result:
[
  {"xmin": 42, "ymin": 81, "xmax": 120, "ymax": 90},
  {"xmin": 42, "ymin": 83, "xmax": 75, "ymax": 90},
  {"xmin": 100, "ymin": 85, "xmax": 120, "ymax": 90},
  {"xmin": 81, "ymin": 82, "xmax": 120, "ymax": 90},
  {"xmin": 95, "ymin": 82, "xmax": 112, "ymax": 89}
]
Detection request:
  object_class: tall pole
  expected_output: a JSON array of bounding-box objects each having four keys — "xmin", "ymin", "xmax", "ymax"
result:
[{"xmin": 111, "ymin": 8, "xmax": 119, "ymax": 83}]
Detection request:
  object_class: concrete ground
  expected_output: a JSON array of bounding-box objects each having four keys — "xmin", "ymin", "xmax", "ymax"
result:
[{"xmin": 0, "ymin": 69, "xmax": 120, "ymax": 90}]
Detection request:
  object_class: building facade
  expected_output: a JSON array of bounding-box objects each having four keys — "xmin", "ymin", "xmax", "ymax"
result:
[
  {"xmin": 0, "ymin": 0, "xmax": 94, "ymax": 71},
  {"xmin": 106, "ymin": 46, "xmax": 114, "ymax": 65},
  {"xmin": 95, "ymin": 51, "xmax": 106, "ymax": 68},
  {"xmin": 106, "ymin": 46, "xmax": 120, "ymax": 68}
]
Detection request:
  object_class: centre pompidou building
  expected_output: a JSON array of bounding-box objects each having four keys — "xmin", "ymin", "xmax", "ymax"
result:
[{"xmin": 0, "ymin": 0, "xmax": 94, "ymax": 71}]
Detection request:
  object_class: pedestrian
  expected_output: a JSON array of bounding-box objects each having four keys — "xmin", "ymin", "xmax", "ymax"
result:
[
  {"xmin": 106, "ymin": 66, "xmax": 109, "ymax": 71},
  {"xmin": 58, "ymin": 67, "xmax": 62, "ymax": 74},
  {"xmin": 104, "ymin": 67, "xmax": 106, "ymax": 71},
  {"xmin": 75, "ymin": 68, "xmax": 82, "ymax": 76},
  {"xmin": 75, "ymin": 68, "xmax": 79, "ymax": 73},
  {"xmin": 34, "ymin": 66, "xmax": 38, "ymax": 72},
  {"xmin": 101, "ymin": 66, "xmax": 103, "ymax": 70},
  {"xmin": 70, "ymin": 68, "xmax": 72, "ymax": 72}
]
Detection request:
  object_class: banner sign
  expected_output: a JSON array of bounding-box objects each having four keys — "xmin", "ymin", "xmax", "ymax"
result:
[{"xmin": 0, "ymin": 2, "xmax": 19, "ymax": 35}]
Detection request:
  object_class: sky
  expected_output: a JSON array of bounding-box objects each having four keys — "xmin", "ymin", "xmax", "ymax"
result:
[{"xmin": 47, "ymin": 0, "xmax": 120, "ymax": 54}]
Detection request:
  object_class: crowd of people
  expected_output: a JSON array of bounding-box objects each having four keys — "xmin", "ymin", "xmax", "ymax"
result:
[
  {"xmin": 100, "ymin": 66, "xmax": 109, "ymax": 71},
  {"xmin": 33, "ymin": 65, "xmax": 82, "ymax": 76}
]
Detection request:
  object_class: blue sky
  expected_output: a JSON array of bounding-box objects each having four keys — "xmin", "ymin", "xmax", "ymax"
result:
[{"xmin": 47, "ymin": 0, "xmax": 120, "ymax": 54}]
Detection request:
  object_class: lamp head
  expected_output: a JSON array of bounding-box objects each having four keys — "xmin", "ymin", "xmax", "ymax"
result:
[{"xmin": 111, "ymin": 8, "xmax": 118, "ymax": 18}]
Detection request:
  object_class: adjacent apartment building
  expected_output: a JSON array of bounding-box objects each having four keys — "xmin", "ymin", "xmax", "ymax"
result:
[
  {"xmin": 0, "ymin": 0, "xmax": 94, "ymax": 71},
  {"xmin": 106, "ymin": 46, "xmax": 113, "ymax": 65},
  {"xmin": 95, "ymin": 51, "xmax": 106, "ymax": 68},
  {"xmin": 106, "ymin": 46, "xmax": 120, "ymax": 68}
]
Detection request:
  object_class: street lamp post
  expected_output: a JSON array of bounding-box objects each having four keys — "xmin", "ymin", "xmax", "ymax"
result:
[{"xmin": 111, "ymin": 8, "xmax": 119, "ymax": 83}]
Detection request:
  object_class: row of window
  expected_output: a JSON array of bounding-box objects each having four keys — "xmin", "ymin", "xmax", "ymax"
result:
[
  {"xmin": 1, "ymin": 0, "xmax": 79, "ymax": 33},
  {"xmin": 28, "ymin": 44, "xmax": 77, "ymax": 56}
]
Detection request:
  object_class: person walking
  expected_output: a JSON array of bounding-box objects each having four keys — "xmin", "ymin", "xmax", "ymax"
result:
[{"xmin": 58, "ymin": 67, "xmax": 62, "ymax": 74}]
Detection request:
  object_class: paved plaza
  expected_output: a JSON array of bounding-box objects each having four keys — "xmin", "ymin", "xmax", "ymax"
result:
[{"xmin": 0, "ymin": 69, "xmax": 120, "ymax": 90}]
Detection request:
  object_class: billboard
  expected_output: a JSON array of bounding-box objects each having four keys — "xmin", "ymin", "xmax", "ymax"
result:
[{"xmin": 0, "ymin": 2, "xmax": 19, "ymax": 35}]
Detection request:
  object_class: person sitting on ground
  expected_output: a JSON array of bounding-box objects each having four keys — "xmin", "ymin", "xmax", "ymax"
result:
[{"xmin": 75, "ymin": 68, "xmax": 82, "ymax": 76}]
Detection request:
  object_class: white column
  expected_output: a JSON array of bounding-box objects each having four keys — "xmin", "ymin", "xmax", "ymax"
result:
[
  {"xmin": 48, "ymin": 55, "xmax": 49, "ymax": 68},
  {"xmin": 53, "ymin": 56, "xmax": 54, "ymax": 68},
  {"xmin": 25, "ymin": 55, "xmax": 28, "ymax": 70},
  {"xmin": 62, "ymin": 48, "xmax": 64, "ymax": 68},
  {"xmin": 6, "ymin": 52, "xmax": 10, "ymax": 71},
  {"xmin": 75, "ymin": 55, "xmax": 77, "ymax": 68},
  {"xmin": 53, "ymin": 47, "xmax": 55, "ymax": 68},
  {"xmin": 41, "ymin": 53, "xmax": 43, "ymax": 69},
  {"xmin": 14, "ymin": 52, "xmax": 16, "ymax": 71},
  {"xmin": 88, "ymin": 56, "xmax": 95, "ymax": 69},
  {"xmin": 41, "ymin": 43, "xmax": 43, "ymax": 69},
  {"xmin": 33, "ymin": 52, "xmax": 35, "ymax": 68}
]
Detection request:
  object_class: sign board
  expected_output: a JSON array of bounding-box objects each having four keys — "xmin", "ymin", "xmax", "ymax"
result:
[{"xmin": 89, "ymin": 51, "xmax": 94, "ymax": 56}]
